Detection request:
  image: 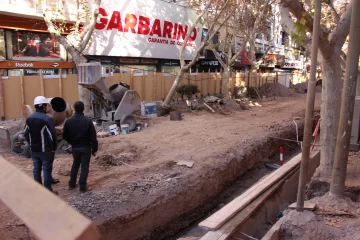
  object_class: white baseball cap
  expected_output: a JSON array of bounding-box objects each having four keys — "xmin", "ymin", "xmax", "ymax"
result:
[{"xmin": 34, "ymin": 96, "xmax": 49, "ymax": 105}]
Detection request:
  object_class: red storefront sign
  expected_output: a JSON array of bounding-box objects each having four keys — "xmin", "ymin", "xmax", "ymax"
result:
[{"xmin": 0, "ymin": 61, "xmax": 75, "ymax": 69}]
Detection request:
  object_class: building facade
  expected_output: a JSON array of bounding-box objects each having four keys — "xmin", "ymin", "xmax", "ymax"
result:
[{"xmin": 0, "ymin": 0, "xmax": 305, "ymax": 78}]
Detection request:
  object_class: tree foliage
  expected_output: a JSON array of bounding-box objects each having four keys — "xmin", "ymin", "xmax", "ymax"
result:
[{"xmin": 176, "ymin": 84, "xmax": 200, "ymax": 99}]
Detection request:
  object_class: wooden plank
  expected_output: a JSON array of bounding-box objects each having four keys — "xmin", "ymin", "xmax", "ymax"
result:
[
  {"xmin": 289, "ymin": 202, "xmax": 316, "ymax": 211},
  {"xmin": 0, "ymin": 155, "xmax": 101, "ymax": 240},
  {"xmin": 142, "ymin": 70, "xmax": 145, "ymax": 99},
  {"xmin": 153, "ymin": 70, "xmax": 156, "ymax": 100},
  {"xmin": 200, "ymin": 166, "xmax": 300, "ymax": 240},
  {"xmin": 199, "ymin": 153, "xmax": 302, "ymax": 230},
  {"xmin": 59, "ymin": 68, "xmax": 63, "ymax": 97},
  {"xmin": 130, "ymin": 69, "xmax": 134, "ymax": 90},
  {"xmin": 0, "ymin": 77, "xmax": 4, "ymax": 120},
  {"xmin": 40, "ymin": 69, "xmax": 45, "ymax": 96},
  {"xmin": 19, "ymin": 71, "xmax": 27, "ymax": 119}
]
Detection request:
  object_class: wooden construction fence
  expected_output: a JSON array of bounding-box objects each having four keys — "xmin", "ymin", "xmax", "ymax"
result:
[{"xmin": 0, "ymin": 70, "xmax": 307, "ymax": 120}]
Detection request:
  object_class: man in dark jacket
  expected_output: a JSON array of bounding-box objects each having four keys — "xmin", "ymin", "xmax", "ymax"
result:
[
  {"xmin": 24, "ymin": 96, "xmax": 58, "ymax": 194},
  {"xmin": 63, "ymin": 101, "xmax": 98, "ymax": 193}
]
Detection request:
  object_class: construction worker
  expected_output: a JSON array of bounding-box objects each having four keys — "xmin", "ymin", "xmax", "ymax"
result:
[
  {"xmin": 63, "ymin": 101, "xmax": 98, "ymax": 193},
  {"xmin": 24, "ymin": 96, "xmax": 58, "ymax": 194}
]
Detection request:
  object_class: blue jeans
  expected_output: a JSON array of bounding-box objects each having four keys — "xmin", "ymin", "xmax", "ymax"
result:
[{"xmin": 32, "ymin": 152, "xmax": 54, "ymax": 191}]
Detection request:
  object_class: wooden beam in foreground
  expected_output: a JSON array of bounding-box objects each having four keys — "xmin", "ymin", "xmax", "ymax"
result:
[
  {"xmin": 199, "ymin": 153, "xmax": 303, "ymax": 230},
  {"xmin": 200, "ymin": 165, "xmax": 300, "ymax": 240},
  {"xmin": 0, "ymin": 155, "xmax": 100, "ymax": 240}
]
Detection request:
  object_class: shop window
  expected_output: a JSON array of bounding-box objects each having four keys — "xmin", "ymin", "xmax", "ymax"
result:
[
  {"xmin": 10, "ymin": 31, "xmax": 60, "ymax": 58},
  {"xmin": 161, "ymin": 66, "xmax": 180, "ymax": 74},
  {"xmin": 120, "ymin": 65, "xmax": 156, "ymax": 75},
  {"xmin": 0, "ymin": 29, "xmax": 5, "ymax": 60}
]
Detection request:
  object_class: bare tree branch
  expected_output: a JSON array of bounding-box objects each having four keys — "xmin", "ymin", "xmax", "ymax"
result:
[
  {"xmin": 279, "ymin": 5, "xmax": 296, "ymax": 34},
  {"xmin": 179, "ymin": 0, "xmax": 214, "ymax": 67},
  {"xmin": 79, "ymin": 0, "xmax": 101, "ymax": 51},
  {"xmin": 327, "ymin": 2, "xmax": 340, "ymax": 24},
  {"xmin": 280, "ymin": 0, "xmax": 332, "ymax": 58},
  {"xmin": 183, "ymin": 0, "xmax": 234, "ymax": 70},
  {"xmin": 329, "ymin": 0, "xmax": 353, "ymax": 47},
  {"xmin": 43, "ymin": 12, "xmax": 73, "ymax": 51},
  {"xmin": 75, "ymin": 0, "xmax": 81, "ymax": 31}
]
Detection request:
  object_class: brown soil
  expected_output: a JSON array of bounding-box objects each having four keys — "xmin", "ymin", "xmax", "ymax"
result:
[
  {"xmin": 307, "ymin": 150, "xmax": 360, "ymax": 201},
  {"xmin": 265, "ymin": 144, "xmax": 360, "ymax": 240},
  {"xmin": 259, "ymin": 83, "xmax": 296, "ymax": 98},
  {"xmin": 270, "ymin": 194, "xmax": 360, "ymax": 240},
  {"xmin": 293, "ymin": 81, "xmax": 322, "ymax": 93},
  {"xmin": 0, "ymin": 94, "xmax": 321, "ymax": 240}
]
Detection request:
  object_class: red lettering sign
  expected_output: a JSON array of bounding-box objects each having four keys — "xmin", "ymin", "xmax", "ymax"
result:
[{"xmin": 95, "ymin": 8, "xmax": 197, "ymax": 42}]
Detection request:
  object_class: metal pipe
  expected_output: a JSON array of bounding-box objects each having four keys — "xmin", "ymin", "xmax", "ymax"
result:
[
  {"xmin": 330, "ymin": 0, "xmax": 360, "ymax": 196},
  {"xmin": 296, "ymin": 0, "xmax": 321, "ymax": 211}
]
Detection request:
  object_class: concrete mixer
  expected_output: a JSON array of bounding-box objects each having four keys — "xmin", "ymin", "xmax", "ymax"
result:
[
  {"xmin": 11, "ymin": 97, "xmax": 73, "ymax": 158},
  {"xmin": 77, "ymin": 62, "xmax": 141, "ymax": 131}
]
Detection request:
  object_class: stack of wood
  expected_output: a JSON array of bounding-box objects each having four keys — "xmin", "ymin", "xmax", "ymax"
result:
[{"xmin": 198, "ymin": 150, "xmax": 320, "ymax": 240}]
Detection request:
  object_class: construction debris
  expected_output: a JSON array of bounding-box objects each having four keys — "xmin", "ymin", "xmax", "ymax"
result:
[
  {"xmin": 97, "ymin": 131, "xmax": 111, "ymax": 138},
  {"xmin": 203, "ymin": 96, "xmax": 223, "ymax": 104},
  {"xmin": 289, "ymin": 202, "xmax": 316, "ymax": 211},
  {"xmin": 203, "ymin": 103, "xmax": 215, "ymax": 113},
  {"xmin": 176, "ymin": 160, "xmax": 195, "ymax": 168}
]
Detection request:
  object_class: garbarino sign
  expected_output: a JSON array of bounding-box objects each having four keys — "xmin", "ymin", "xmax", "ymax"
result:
[{"xmin": 84, "ymin": 0, "xmax": 203, "ymax": 60}]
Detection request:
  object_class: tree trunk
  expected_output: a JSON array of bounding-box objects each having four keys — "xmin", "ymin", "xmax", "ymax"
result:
[
  {"xmin": 162, "ymin": 69, "xmax": 186, "ymax": 107},
  {"xmin": 71, "ymin": 51, "xmax": 92, "ymax": 117},
  {"xmin": 314, "ymin": 51, "xmax": 343, "ymax": 180},
  {"xmin": 222, "ymin": 67, "xmax": 231, "ymax": 98}
]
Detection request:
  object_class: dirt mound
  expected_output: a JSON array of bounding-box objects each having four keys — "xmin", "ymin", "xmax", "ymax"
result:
[
  {"xmin": 258, "ymin": 83, "xmax": 295, "ymax": 98},
  {"xmin": 266, "ymin": 194, "xmax": 360, "ymax": 240},
  {"xmin": 293, "ymin": 81, "xmax": 322, "ymax": 93},
  {"xmin": 95, "ymin": 152, "xmax": 137, "ymax": 166}
]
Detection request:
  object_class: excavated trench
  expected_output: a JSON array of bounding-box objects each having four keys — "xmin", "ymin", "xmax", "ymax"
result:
[
  {"xmin": 95, "ymin": 118, "xmax": 316, "ymax": 240},
  {"xmin": 173, "ymin": 142, "xmax": 302, "ymax": 240}
]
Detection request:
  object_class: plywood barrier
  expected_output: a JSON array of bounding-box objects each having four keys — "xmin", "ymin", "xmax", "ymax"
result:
[{"xmin": 0, "ymin": 72, "xmax": 306, "ymax": 119}]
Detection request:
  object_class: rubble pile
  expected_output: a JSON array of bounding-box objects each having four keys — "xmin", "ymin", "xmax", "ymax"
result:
[
  {"xmin": 95, "ymin": 152, "xmax": 137, "ymax": 166},
  {"xmin": 67, "ymin": 188, "xmax": 126, "ymax": 219},
  {"xmin": 126, "ymin": 173, "xmax": 177, "ymax": 194}
]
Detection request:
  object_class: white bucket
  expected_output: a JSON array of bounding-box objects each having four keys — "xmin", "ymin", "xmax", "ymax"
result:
[
  {"xmin": 109, "ymin": 124, "xmax": 119, "ymax": 136},
  {"xmin": 121, "ymin": 124, "xmax": 129, "ymax": 134},
  {"xmin": 141, "ymin": 102, "xmax": 157, "ymax": 118}
]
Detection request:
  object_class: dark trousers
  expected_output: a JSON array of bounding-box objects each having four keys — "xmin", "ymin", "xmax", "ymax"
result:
[
  {"xmin": 32, "ymin": 152, "xmax": 53, "ymax": 191},
  {"xmin": 69, "ymin": 149, "xmax": 91, "ymax": 190}
]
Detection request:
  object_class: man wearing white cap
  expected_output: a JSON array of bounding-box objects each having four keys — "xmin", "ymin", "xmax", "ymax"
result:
[{"xmin": 24, "ymin": 96, "xmax": 58, "ymax": 194}]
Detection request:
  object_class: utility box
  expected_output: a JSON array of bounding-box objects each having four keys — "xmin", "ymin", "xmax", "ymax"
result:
[{"xmin": 350, "ymin": 96, "xmax": 360, "ymax": 151}]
